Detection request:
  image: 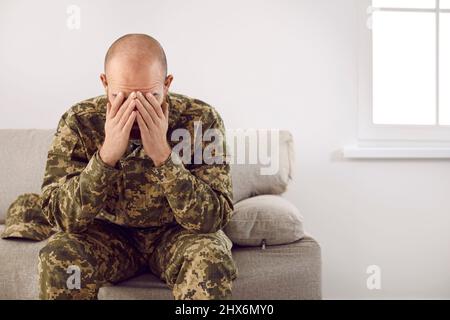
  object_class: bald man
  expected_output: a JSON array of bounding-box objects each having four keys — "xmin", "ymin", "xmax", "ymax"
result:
[{"xmin": 38, "ymin": 34, "xmax": 237, "ymax": 300}]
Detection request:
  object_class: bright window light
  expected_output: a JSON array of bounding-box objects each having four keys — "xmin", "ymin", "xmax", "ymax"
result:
[
  {"xmin": 372, "ymin": 11, "xmax": 436, "ymax": 125},
  {"xmin": 371, "ymin": 0, "xmax": 450, "ymax": 126},
  {"xmin": 441, "ymin": 0, "xmax": 450, "ymax": 9},
  {"xmin": 373, "ymin": 0, "xmax": 435, "ymax": 9},
  {"xmin": 440, "ymin": 13, "xmax": 450, "ymax": 124}
]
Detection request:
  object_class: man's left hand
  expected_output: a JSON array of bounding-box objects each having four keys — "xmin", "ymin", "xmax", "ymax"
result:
[{"xmin": 135, "ymin": 91, "xmax": 171, "ymax": 166}]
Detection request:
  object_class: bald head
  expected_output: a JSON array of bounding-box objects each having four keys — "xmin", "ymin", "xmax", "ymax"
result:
[
  {"xmin": 104, "ymin": 33, "xmax": 167, "ymax": 78},
  {"xmin": 100, "ymin": 33, "xmax": 173, "ymax": 140}
]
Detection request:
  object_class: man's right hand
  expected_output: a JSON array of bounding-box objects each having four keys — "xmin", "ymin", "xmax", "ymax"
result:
[{"xmin": 99, "ymin": 91, "xmax": 137, "ymax": 167}]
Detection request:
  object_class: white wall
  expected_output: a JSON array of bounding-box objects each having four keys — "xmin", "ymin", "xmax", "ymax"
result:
[{"xmin": 1, "ymin": 0, "xmax": 450, "ymax": 299}]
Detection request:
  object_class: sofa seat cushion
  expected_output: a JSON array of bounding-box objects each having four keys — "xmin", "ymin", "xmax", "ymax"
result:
[
  {"xmin": 98, "ymin": 236, "xmax": 321, "ymax": 300},
  {"xmin": 224, "ymin": 195, "xmax": 304, "ymax": 246},
  {"xmin": 0, "ymin": 224, "xmax": 46, "ymax": 299},
  {"xmin": 0, "ymin": 223, "xmax": 321, "ymax": 300}
]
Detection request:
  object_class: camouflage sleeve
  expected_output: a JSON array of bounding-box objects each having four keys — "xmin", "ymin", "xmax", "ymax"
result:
[
  {"xmin": 150, "ymin": 116, "xmax": 233, "ymax": 234},
  {"xmin": 41, "ymin": 114, "xmax": 120, "ymax": 233}
]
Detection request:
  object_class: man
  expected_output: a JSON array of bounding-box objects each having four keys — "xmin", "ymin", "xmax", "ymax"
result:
[{"xmin": 38, "ymin": 33, "xmax": 237, "ymax": 300}]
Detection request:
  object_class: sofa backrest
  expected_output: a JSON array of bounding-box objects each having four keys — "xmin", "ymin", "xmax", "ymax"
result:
[
  {"xmin": 0, "ymin": 129, "xmax": 294, "ymax": 223},
  {"xmin": 0, "ymin": 130, "xmax": 54, "ymax": 223}
]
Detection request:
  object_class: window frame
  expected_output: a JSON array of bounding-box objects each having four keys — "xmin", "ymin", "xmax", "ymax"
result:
[{"xmin": 356, "ymin": 0, "xmax": 450, "ymax": 144}]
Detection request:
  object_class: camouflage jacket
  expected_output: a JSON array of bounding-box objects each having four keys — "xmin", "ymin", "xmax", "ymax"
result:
[{"xmin": 41, "ymin": 92, "xmax": 233, "ymax": 233}]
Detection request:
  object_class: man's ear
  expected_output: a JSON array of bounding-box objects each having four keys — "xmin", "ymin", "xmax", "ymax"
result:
[
  {"xmin": 100, "ymin": 73, "xmax": 108, "ymax": 92},
  {"xmin": 163, "ymin": 74, "xmax": 174, "ymax": 95}
]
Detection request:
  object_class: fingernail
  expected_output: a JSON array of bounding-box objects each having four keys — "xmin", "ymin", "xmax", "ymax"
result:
[{"xmin": 131, "ymin": 92, "xmax": 136, "ymax": 98}]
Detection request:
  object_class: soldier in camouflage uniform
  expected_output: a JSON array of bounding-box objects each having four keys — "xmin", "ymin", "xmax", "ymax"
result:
[{"xmin": 38, "ymin": 34, "xmax": 237, "ymax": 300}]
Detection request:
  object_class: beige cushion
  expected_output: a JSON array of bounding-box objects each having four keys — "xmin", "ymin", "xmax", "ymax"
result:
[
  {"xmin": 0, "ymin": 224, "xmax": 45, "ymax": 299},
  {"xmin": 224, "ymin": 195, "xmax": 304, "ymax": 246},
  {"xmin": 230, "ymin": 130, "xmax": 294, "ymax": 203}
]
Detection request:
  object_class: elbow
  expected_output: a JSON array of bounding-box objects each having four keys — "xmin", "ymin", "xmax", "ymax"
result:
[
  {"xmin": 176, "ymin": 211, "xmax": 222, "ymax": 234},
  {"xmin": 43, "ymin": 204, "xmax": 89, "ymax": 235},
  {"xmin": 197, "ymin": 221, "xmax": 221, "ymax": 234},
  {"xmin": 52, "ymin": 216, "xmax": 89, "ymax": 234},
  {"xmin": 173, "ymin": 193, "xmax": 234, "ymax": 234},
  {"xmin": 58, "ymin": 221, "xmax": 89, "ymax": 234},
  {"xmin": 188, "ymin": 205, "xmax": 232, "ymax": 234}
]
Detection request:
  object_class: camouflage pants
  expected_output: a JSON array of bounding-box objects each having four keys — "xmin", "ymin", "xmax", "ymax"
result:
[{"xmin": 38, "ymin": 219, "xmax": 237, "ymax": 300}]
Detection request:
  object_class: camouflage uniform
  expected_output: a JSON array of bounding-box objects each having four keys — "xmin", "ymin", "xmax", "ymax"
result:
[{"xmin": 38, "ymin": 93, "xmax": 237, "ymax": 300}]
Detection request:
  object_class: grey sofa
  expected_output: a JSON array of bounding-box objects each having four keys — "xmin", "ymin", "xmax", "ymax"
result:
[{"xmin": 0, "ymin": 129, "xmax": 321, "ymax": 299}]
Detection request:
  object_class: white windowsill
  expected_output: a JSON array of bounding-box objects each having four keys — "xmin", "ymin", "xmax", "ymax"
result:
[{"xmin": 342, "ymin": 146, "xmax": 450, "ymax": 159}]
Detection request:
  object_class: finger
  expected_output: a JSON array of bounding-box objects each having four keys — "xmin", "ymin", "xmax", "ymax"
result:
[
  {"xmin": 136, "ymin": 112, "xmax": 151, "ymax": 147},
  {"xmin": 162, "ymin": 100, "xmax": 169, "ymax": 120},
  {"xmin": 118, "ymin": 99, "xmax": 136, "ymax": 128},
  {"xmin": 123, "ymin": 111, "xmax": 137, "ymax": 134},
  {"xmin": 115, "ymin": 92, "xmax": 136, "ymax": 121},
  {"xmin": 136, "ymin": 111, "xmax": 149, "ymax": 135},
  {"xmin": 135, "ymin": 99, "xmax": 155, "ymax": 127},
  {"xmin": 106, "ymin": 102, "xmax": 111, "ymax": 118},
  {"xmin": 137, "ymin": 92, "xmax": 160, "ymax": 122},
  {"xmin": 110, "ymin": 92, "xmax": 125, "ymax": 118},
  {"xmin": 145, "ymin": 92, "xmax": 164, "ymax": 118}
]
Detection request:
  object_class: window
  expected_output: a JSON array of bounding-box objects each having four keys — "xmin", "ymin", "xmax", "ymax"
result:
[{"xmin": 357, "ymin": 0, "xmax": 450, "ymax": 142}]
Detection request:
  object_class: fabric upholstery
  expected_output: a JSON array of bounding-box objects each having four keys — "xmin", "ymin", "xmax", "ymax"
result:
[
  {"xmin": 224, "ymin": 195, "xmax": 304, "ymax": 246},
  {"xmin": 230, "ymin": 130, "xmax": 294, "ymax": 203},
  {"xmin": 0, "ymin": 224, "xmax": 45, "ymax": 299},
  {"xmin": 0, "ymin": 130, "xmax": 54, "ymax": 223},
  {"xmin": 98, "ymin": 236, "xmax": 321, "ymax": 300},
  {"xmin": 0, "ymin": 224, "xmax": 321, "ymax": 300}
]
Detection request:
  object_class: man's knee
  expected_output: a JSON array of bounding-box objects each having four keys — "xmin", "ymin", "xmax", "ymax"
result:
[
  {"xmin": 39, "ymin": 233, "xmax": 96, "ymax": 272},
  {"xmin": 185, "ymin": 234, "xmax": 235, "ymax": 265},
  {"xmin": 38, "ymin": 233, "xmax": 97, "ymax": 300},
  {"xmin": 172, "ymin": 233, "xmax": 238, "ymax": 300}
]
